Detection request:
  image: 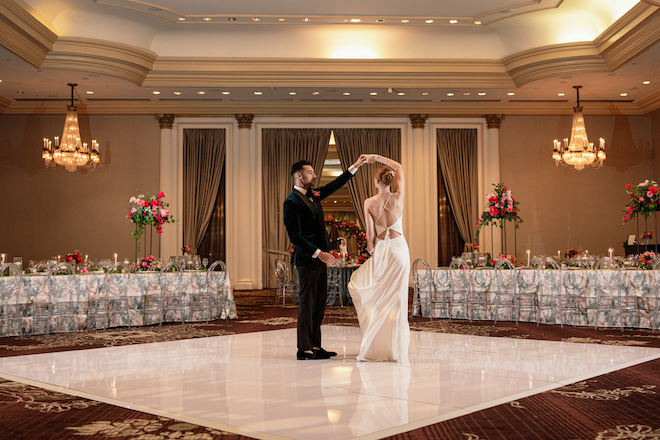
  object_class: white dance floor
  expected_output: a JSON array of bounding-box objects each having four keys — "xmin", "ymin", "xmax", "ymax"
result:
[{"xmin": 1, "ymin": 326, "xmax": 660, "ymax": 440}]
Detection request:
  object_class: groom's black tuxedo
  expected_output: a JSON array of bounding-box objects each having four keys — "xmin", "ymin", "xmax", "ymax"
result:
[
  {"xmin": 283, "ymin": 168, "xmax": 355, "ymax": 354},
  {"xmin": 283, "ymin": 169, "xmax": 354, "ymax": 266}
]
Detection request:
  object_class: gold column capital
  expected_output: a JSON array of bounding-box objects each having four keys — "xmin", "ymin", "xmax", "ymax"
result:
[
  {"xmin": 157, "ymin": 114, "xmax": 175, "ymax": 129},
  {"xmin": 486, "ymin": 114, "xmax": 503, "ymax": 129},
  {"xmin": 410, "ymin": 114, "xmax": 428, "ymax": 129},
  {"xmin": 236, "ymin": 114, "xmax": 254, "ymax": 129}
]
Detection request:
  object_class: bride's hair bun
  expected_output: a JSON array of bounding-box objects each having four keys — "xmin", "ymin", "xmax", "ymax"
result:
[{"xmin": 374, "ymin": 166, "xmax": 395, "ymax": 187}]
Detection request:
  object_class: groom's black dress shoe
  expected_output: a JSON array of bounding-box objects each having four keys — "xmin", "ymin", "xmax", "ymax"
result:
[
  {"xmin": 314, "ymin": 347, "xmax": 337, "ymax": 357},
  {"xmin": 297, "ymin": 350, "xmax": 331, "ymax": 360}
]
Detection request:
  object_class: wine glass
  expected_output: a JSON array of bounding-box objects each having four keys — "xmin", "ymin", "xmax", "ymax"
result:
[{"xmin": 202, "ymin": 258, "xmax": 209, "ymax": 269}]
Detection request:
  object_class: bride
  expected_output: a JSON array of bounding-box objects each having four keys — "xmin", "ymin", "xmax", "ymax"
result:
[{"xmin": 348, "ymin": 154, "xmax": 410, "ymax": 364}]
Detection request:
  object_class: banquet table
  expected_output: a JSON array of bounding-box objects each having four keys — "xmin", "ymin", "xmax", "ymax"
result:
[
  {"xmin": 326, "ymin": 265, "xmax": 359, "ymax": 306},
  {"xmin": 0, "ymin": 271, "xmax": 237, "ymax": 337},
  {"xmin": 413, "ymin": 268, "xmax": 658, "ymax": 329}
]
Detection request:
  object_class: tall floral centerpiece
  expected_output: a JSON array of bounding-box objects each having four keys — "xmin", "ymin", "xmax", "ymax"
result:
[
  {"xmin": 324, "ymin": 216, "xmax": 369, "ymax": 264},
  {"xmin": 126, "ymin": 192, "xmax": 176, "ymax": 254},
  {"xmin": 475, "ymin": 183, "xmax": 522, "ymax": 258},
  {"xmin": 623, "ymin": 180, "xmax": 659, "ymax": 253}
]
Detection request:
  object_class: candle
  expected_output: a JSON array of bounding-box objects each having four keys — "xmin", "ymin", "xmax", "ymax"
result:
[
  {"xmin": 585, "ymin": 250, "xmax": 589, "ymax": 256},
  {"xmin": 114, "ymin": 253, "xmax": 118, "ymax": 264},
  {"xmin": 526, "ymin": 249, "xmax": 531, "ymax": 266},
  {"xmin": 57, "ymin": 255, "xmax": 60, "ymax": 263},
  {"xmin": 1, "ymin": 253, "xmax": 4, "ymax": 264},
  {"xmin": 608, "ymin": 248, "xmax": 613, "ymax": 259},
  {"xmin": 558, "ymin": 250, "xmax": 561, "ymax": 259}
]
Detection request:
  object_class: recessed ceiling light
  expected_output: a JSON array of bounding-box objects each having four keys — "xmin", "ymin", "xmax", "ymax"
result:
[
  {"xmin": 302, "ymin": 18, "xmax": 309, "ymax": 22},
  {"xmin": 478, "ymin": 92, "xmax": 486, "ymax": 96},
  {"xmin": 351, "ymin": 18, "xmax": 361, "ymax": 23},
  {"xmin": 312, "ymin": 91, "xmax": 320, "ymax": 95},
  {"xmin": 343, "ymin": 92, "xmax": 351, "ymax": 95},
  {"xmin": 152, "ymin": 91, "xmax": 161, "ymax": 95},
  {"xmin": 558, "ymin": 93, "xmax": 565, "ymax": 96},
  {"xmin": 425, "ymin": 19, "xmax": 434, "ymax": 23},
  {"xmin": 446, "ymin": 92, "xmax": 454, "ymax": 96},
  {"xmin": 228, "ymin": 17, "xmax": 236, "ymax": 21},
  {"xmin": 203, "ymin": 17, "xmax": 211, "ymax": 21},
  {"xmin": 620, "ymin": 93, "xmax": 628, "ymax": 97},
  {"xmin": 474, "ymin": 21, "xmax": 482, "ymax": 25},
  {"xmin": 173, "ymin": 91, "xmax": 182, "ymax": 95},
  {"xmin": 252, "ymin": 17, "xmax": 260, "ymax": 22},
  {"xmin": 278, "ymin": 18, "xmax": 285, "ymax": 21},
  {"xmin": 16, "ymin": 91, "xmax": 24, "ymax": 93},
  {"xmin": 377, "ymin": 19, "xmax": 384, "ymax": 23},
  {"xmin": 289, "ymin": 91, "xmax": 297, "ymax": 95},
  {"xmin": 86, "ymin": 91, "xmax": 94, "ymax": 95},
  {"xmin": 398, "ymin": 92, "xmax": 405, "ymax": 96},
  {"xmin": 401, "ymin": 19, "xmax": 409, "ymax": 23},
  {"xmin": 422, "ymin": 92, "xmax": 429, "ymax": 96},
  {"xmin": 507, "ymin": 92, "xmax": 515, "ymax": 96},
  {"xmin": 178, "ymin": 17, "xmax": 185, "ymax": 21},
  {"xmin": 449, "ymin": 19, "xmax": 458, "ymax": 24},
  {"xmin": 370, "ymin": 92, "xmax": 378, "ymax": 95},
  {"xmin": 222, "ymin": 91, "xmax": 230, "ymax": 95},
  {"xmin": 254, "ymin": 91, "xmax": 262, "ymax": 95},
  {"xmin": 643, "ymin": 80, "xmax": 651, "ymax": 85},
  {"xmin": 197, "ymin": 91, "xmax": 206, "ymax": 95},
  {"xmin": 463, "ymin": 92, "xmax": 470, "ymax": 96}
]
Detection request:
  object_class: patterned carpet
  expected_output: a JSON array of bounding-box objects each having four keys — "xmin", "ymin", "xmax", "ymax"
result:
[{"xmin": 1, "ymin": 289, "xmax": 660, "ymax": 439}]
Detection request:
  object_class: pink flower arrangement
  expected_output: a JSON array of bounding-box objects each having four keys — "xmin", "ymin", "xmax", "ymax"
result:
[
  {"xmin": 637, "ymin": 251, "xmax": 656, "ymax": 270},
  {"xmin": 623, "ymin": 180, "xmax": 659, "ymax": 223},
  {"xmin": 476, "ymin": 183, "xmax": 522, "ymax": 235},
  {"xmin": 64, "ymin": 251, "xmax": 82, "ymax": 264},
  {"xmin": 324, "ymin": 216, "xmax": 369, "ymax": 262},
  {"xmin": 134, "ymin": 255, "xmax": 161, "ymax": 271},
  {"xmin": 565, "ymin": 248, "xmax": 581, "ymax": 259},
  {"xmin": 182, "ymin": 245, "xmax": 190, "ymax": 254},
  {"xmin": 127, "ymin": 192, "xmax": 176, "ymax": 251}
]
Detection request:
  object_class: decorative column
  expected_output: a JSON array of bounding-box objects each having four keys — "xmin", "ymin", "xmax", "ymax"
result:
[
  {"xmin": 230, "ymin": 114, "xmax": 259, "ymax": 289},
  {"xmin": 483, "ymin": 114, "xmax": 503, "ymax": 257},
  {"xmin": 407, "ymin": 114, "xmax": 435, "ymax": 267},
  {"xmin": 157, "ymin": 114, "xmax": 177, "ymax": 261}
]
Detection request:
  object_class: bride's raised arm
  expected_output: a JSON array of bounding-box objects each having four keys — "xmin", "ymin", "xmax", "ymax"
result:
[{"xmin": 367, "ymin": 154, "xmax": 404, "ymax": 196}]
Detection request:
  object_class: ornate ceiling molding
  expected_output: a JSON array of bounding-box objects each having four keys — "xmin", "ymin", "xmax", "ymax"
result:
[
  {"xmin": 0, "ymin": 0, "xmax": 56, "ymax": 67},
  {"xmin": 1, "ymin": 98, "xmax": 647, "ymax": 117},
  {"xmin": 0, "ymin": 95, "xmax": 12, "ymax": 113},
  {"xmin": 503, "ymin": 42, "xmax": 609, "ymax": 87},
  {"xmin": 41, "ymin": 37, "xmax": 157, "ymax": 86},
  {"xmin": 596, "ymin": 4, "xmax": 660, "ymax": 70}
]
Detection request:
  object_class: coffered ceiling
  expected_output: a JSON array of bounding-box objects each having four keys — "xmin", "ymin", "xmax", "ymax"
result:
[{"xmin": 0, "ymin": 0, "xmax": 659, "ymax": 116}]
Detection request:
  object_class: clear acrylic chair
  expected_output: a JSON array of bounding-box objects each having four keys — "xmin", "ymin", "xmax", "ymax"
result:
[
  {"xmin": 617, "ymin": 265, "xmax": 644, "ymax": 330},
  {"xmin": 651, "ymin": 260, "xmax": 660, "ymax": 333},
  {"xmin": 326, "ymin": 266, "xmax": 344, "ymax": 307},
  {"xmin": 88, "ymin": 263, "xmax": 131, "ymax": 330},
  {"xmin": 538, "ymin": 257, "xmax": 562, "ymax": 325},
  {"xmin": 205, "ymin": 260, "xmax": 228, "ymax": 322},
  {"xmin": 275, "ymin": 259, "xmax": 296, "ymax": 305},
  {"xmin": 411, "ymin": 259, "xmax": 435, "ymax": 319},
  {"xmin": 0, "ymin": 263, "xmax": 24, "ymax": 339},
  {"xmin": 431, "ymin": 267, "xmax": 452, "ymax": 320},
  {"xmin": 493, "ymin": 257, "xmax": 516, "ymax": 324},
  {"xmin": 594, "ymin": 257, "xmax": 624, "ymax": 330},
  {"xmin": 561, "ymin": 267, "xmax": 590, "ymax": 327},
  {"xmin": 450, "ymin": 258, "xmax": 472, "ymax": 320},
  {"xmin": 155, "ymin": 262, "xmax": 184, "ymax": 326},
  {"xmin": 515, "ymin": 266, "xmax": 539, "ymax": 326},
  {"xmin": 46, "ymin": 262, "xmax": 77, "ymax": 335},
  {"xmin": 469, "ymin": 266, "xmax": 492, "ymax": 322}
]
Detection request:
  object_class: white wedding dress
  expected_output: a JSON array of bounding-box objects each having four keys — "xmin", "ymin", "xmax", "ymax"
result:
[{"xmin": 348, "ymin": 194, "xmax": 410, "ymax": 364}]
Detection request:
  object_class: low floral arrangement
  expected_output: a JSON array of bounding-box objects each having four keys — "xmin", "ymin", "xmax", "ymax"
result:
[
  {"xmin": 565, "ymin": 248, "xmax": 581, "ymax": 259},
  {"xmin": 182, "ymin": 245, "xmax": 190, "ymax": 255},
  {"xmin": 636, "ymin": 251, "xmax": 656, "ymax": 270},
  {"xmin": 126, "ymin": 192, "xmax": 176, "ymax": 251},
  {"xmin": 476, "ymin": 183, "xmax": 522, "ymax": 235},
  {"xmin": 64, "ymin": 251, "xmax": 83, "ymax": 264},
  {"xmin": 452, "ymin": 254, "xmax": 517, "ymax": 269},
  {"xmin": 134, "ymin": 255, "xmax": 161, "ymax": 272},
  {"xmin": 472, "ymin": 244, "xmax": 479, "ymax": 251},
  {"xmin": 641, "ymin": 231, "xmax": 653, "ymax": 241},
  {"xmin": 623, "ymin": 180, "xmax": 659, "ymax": 223},
  {"xmin": 325, "ymin": 216, "xmax": 368, "ymax": 263}
]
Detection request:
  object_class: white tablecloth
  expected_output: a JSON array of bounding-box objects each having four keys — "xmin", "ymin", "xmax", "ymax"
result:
[
  {"xmin": 0, "ymin": 271, "xmax": 237, "ymax": 337},
  {"xmin": 413, "ymin": 268, "xmax": 657, "ymax": 329}
]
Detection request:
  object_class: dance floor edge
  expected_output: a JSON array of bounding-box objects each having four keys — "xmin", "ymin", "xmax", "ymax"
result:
[{"xmin": 1, "ymin": 326, "xmax": 659, "ymax": 440}]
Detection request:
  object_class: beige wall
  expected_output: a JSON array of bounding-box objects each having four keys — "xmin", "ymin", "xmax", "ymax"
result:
[
  {"xmin": 499, "ymin": 114, "xmax": 654, "ymax": 260},
  {"xmin": 0, "ymin": 115, "xmax": 160, "ymax": 264}
]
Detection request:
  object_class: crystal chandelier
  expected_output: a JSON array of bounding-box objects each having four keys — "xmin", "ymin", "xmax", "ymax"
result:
[
  {"xmin": 42, "ymin": 83, "xmax": 100, "ymax": 172},
  {"xmin": 552, "ymin": 86, "xmax": 605, "ymax": 171}
]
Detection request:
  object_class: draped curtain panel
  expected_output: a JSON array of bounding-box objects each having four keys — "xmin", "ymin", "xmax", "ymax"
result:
[
  {"xmin": 183, "ymin": 129, "xmax": 226, "ymax": 255},
  {"xmin": 437, "ymin": 164, "xmax": 465, "ymax": 266},
  {"xmin": 333, "ymin": 129, "xmax": 401, "ymax": 230},
  {"xmin": 436, "ymin": 128, "xmax": 478, "ymax": 246},
  {"xmin": 262, "ymin": 128, "xmax": 331, "ymax": 288},
  {"xmin": 197, "ymin": 169, "xmax": 226, "ymax": 264}
]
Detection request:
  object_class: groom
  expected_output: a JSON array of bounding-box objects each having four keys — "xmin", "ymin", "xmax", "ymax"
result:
[{"xmin": 284, "ymin": 156, "xmax": 366, "ymax": 360}]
